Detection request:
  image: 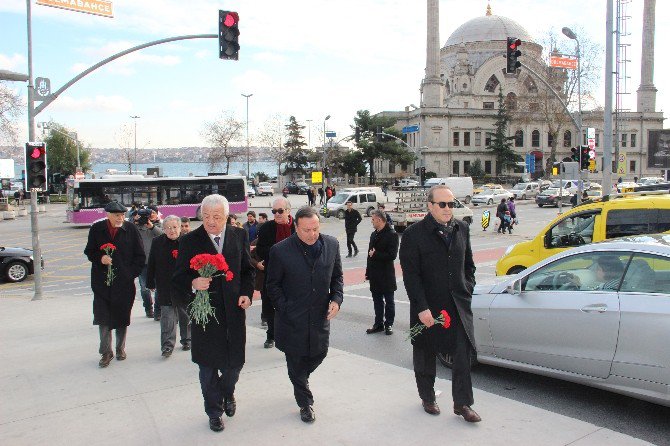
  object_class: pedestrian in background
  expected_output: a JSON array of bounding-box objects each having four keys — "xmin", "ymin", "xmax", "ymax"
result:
[
  {"xmin": 378, "ymin": 203, "xmax": 393, "ymax": 226},
  {"xmin": 318, "ymin": 187, "xmax": 325, "ymax": 205},
  {"xmin": 248, "ymin": 237, "xmax": 266, "ymax": 327},
  {"xmin": 84, "ymin": 201, "xmax": 145, "ymax": 368},
  {"xmin": 243, "ymin": 211, "xmax": 259, "ymax": 242},
  {"xmin": 495, "ymin": 198, "xmax": 509, "ymax": 234},
  {"xmin": 326, "ymin": 186, "xmax": 333, "ymax": 201},
  {"xmin": 180, "ymin": 217, "xmax": 191, "ymax": 235},
  {"xmin": 257, "ymin": 212, "xmax": 268, "ymax": 227},
  {"xmin": 136, "ymin": 206, "xmax": 163, "ymax": 319},
  {"xmin": 344, "ymin": 201, "xmax": 362, "ymax": 257},
  {"xmin": 399, "ymin": 185, "xmax": 481, "ymax": 423},
  {"xmin": 147, "ymin": 215, "xmax": 191, "ymax": 358},
  {"xmin": 365, "ymin": 210, "xmax": 399, "ymax": 335},
  {"xmin": 507, "ymin": 196, "xmax": 517, "ymax": 233},
  {"xmin": 266, "ymin": 206, "xmax": 343, "ymax": 423},
  {"xmin": 255, "ymin": 197, "xmax": 295, "ymax": 349},
  {"xmin": 307, "ymin": 187, "xmax": 314, "ymax": 207}
]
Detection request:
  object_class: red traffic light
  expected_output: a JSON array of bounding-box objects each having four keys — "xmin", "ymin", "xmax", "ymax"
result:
[
  {"xmin": 224, "ymin": 12, "xmax": 239, "ymax": 27},
  {"xmin": 30, "ymin": 147, "xmax": 44, "ymax": 159},
  {"xmin": 509, "ymin": 39, "xmax": 521, "ymax": 50}
]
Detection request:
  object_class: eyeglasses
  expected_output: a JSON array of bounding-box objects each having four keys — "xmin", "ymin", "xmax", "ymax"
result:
[
  {"xmin": 271, "ymin": 208, "xmax": 286, "ymax": 215},
  {"xmin": 430, "ymin": 201, "xmax": 455, "ymax": 209}
]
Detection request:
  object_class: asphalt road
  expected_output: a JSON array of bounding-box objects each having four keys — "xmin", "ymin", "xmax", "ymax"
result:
[{"xmin": 1, "ymin": 197, "xmax": 668, "ymax": 445}]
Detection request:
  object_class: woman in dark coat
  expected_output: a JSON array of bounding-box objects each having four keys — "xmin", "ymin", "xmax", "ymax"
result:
[{"xmin": 84, "ymin": 202, "xmax": 145, "ymax": 367}]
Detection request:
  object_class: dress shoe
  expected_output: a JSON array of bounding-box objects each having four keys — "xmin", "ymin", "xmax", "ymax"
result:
[
  {"xmin": 300, "ymin": 405, "xmax": 315, "ymax": 423},
  {"xmin": 354, "ymin": 249, "xmax": 359, "ymax": 257},
  {"xmin": 161, "ymin": 348, "xmax": 173, "ymax": 358},
  {"xmin": 454, "ymin": 405, "xmax": 481, "ymax": 423},
  {"xmin": 366, "ymin": 324, "xmax": 384, "ymax": 334},
  {"xmin": 264, "ymin": 339, "xmax": 275, "ymax": 349},
  {"xmin": 422, "ymin": 400, "xmax": 441, "ymax": 415},
  {"xmin": 224, "ymin": 396, "xmax": 236, "ymax": 417},
  {"xmin": 116, "ymin": 349, "xmax": 127, "ymax": 360},
  {"xmin": 385, "ymin": 325, "xmax": 394, "ymax": 335},
  {"xmin": 261, "ymin": 319, "xmax": 268, "ymax": 327},
  {"xmin": 99, "ymin": 352, "xmax": 113, "ymax": 368},
  {"xmin": 209, "ymin": 417, "xmax": 224, "ymax": 432},
  {"xmin": 145, "ymin": 309, "xmax": 154, "ymax": 318},
  {"xmin": 346, "ymin": 254, "xmax": 352, "ymax": 258},
  {"xmin": 154, "ymin": 315, "xmax": 161, "ymax": 321},
  {"xmin": 182, "ymin": 343, "xmax": 191, "ymax": 351}
]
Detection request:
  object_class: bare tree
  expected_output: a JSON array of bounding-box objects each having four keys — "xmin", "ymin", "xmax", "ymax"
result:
[
  {"xmin": 114, "ymin": 123, "xmax": 135, "ymax": 173},
  {"xmin": 0, "ymin": 82, "xmax": 24, "ymax": 145},
  {"xmin": 202, "ymin": 111, "xmax": 244, "ymax": 174},
  {"xmin": 256, "ymin": 114, "xmax": 288, "ymax": 179}
]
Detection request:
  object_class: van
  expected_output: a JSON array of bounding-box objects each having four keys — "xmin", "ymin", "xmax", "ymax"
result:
[
  {"xmin": 326, "ymin": 187, "xmax": 384, "ymax": 219},
  {"xmin": 495, "ymin": 191, "xmax": 670, "ymax": 275},
  {"xmin": 423, "ymin": 177, "xmax": 474, "ymax": 203},
  {"xmin": 510, "ymin": 182, "xmax": 540, "ymax": 200}
]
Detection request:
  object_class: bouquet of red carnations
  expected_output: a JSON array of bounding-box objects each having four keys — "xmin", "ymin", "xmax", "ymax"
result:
[
  {"xmin": 406, "ymin": 309, "xmax": 451, "ymax": 341},
  {"xmin": 188, "ymin": 253, "xmax": 234, "ymax": 328},
  {"xmin": 100, "ymin": 243, "xmax": 117, "ymax": 286}
]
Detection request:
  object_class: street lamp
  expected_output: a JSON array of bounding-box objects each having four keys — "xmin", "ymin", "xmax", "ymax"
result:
[
  {"xmin": 130, "ymin": 115, "xmax": 140, "ymax": 174},
  {"xmin": 323, "ymin": 115, "xmax": 330, "ymax": 185},
  {"xmin": 306, "ymin": 119, "xmax": 313, "ymax": 151},
  {"xmin": 562, "ymin": 26, "xmax": 582, "ymax": 201},
  {"xmin": 241, "ymin": 93, "xmax": 253, "ymax": 180}
]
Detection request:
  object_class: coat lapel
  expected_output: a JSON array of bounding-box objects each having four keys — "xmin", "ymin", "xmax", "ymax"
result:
[{"xmin": 196, "ymin": 225, "xmax": 218, "ymax": 255}]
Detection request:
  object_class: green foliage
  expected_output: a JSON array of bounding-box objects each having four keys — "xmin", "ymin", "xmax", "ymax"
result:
[
  {"xmin": 282, "ymin": 116, "xmax": 308, "ymax": 176},
  {"xmin": 44, "ymin": 123, "xmax": 91, "ymax": 176},
  {"xmin": 252, "ymin": 171, "xmax": 269, "ymax": 182},
  {"xmin": 352, "ymin": 110, "xmax": 415, "ymax": 183},
  {"xmin": 424, "ymin": 171, "xmax": 437, "ymax": 180},
  {"xmin": 485, "ymin": 90, "xmax": 522, "ymax": 175},
  {"xmin": 333, "ymin": 151, "xmax": 366, "ymax": 177},
  {"xmin": 469, "ymin": 158, "xmax": 485, "ymax": 178}
]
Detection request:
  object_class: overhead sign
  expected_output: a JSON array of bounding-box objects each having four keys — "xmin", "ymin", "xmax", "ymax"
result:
[
  {"xmin": 311, "ymin": 171, "xmax": 322, "ymax": 185},
  {"xmin": 36, "ymin": 0, "xmax": 114, "ymax": 18},
  {"xmin": 402, "ymin": 125, "xmax": 419, "ymax": 134},
  {"xmin": 325, "ymin": 131, "xmax": 336, "ymax": 138},
  {"xmin": 549, "ymin": 55, "xmax": 578, "ymax": 70}
]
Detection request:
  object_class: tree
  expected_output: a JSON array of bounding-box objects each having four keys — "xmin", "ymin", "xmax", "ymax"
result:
[
  {"xmin": 202, "ymin": 111, "xmax": 244, "ymax": 174},
  {"xmin": 114, "ymin": 123, "xmax": 135, "ymax": 173},
  {"xmin": 252, "ymin": 171, "xmax": 269, "ymax": 182},
  {"xmin": 257, "ymin": 114, "xmax": 288, "ymax": 179},
  {"xmin": 486, "ymin": 90, "xmax": 522, "ymax": 175},
  {"xmin": 43, "ymin": 123, "xmax": 91, "ymax": 176},
  {"xmin": 332, "ymin": 150, "xmax": 366, "ymax": 177},
  {"xmin": 282, "ymin": 116, "xmax": 308, "ymax": 178},
  {"xmin": 0, "ymin": 82, "xmax": 24, "ymax": 145},
  {"xmin": 352, "ymin": 110, "xmax": 415, "ymax": 183},
  {"xmin": 469, "ymin": 158, "xmax": 485, "ymax": 179}
]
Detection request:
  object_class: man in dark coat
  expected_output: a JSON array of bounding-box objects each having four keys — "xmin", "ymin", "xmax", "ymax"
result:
[
  {"xmin": 496, "ymin": 198, "xmax": 509, "ymax": 234},
  {"xmin": 399, "ymin": 185, "xmax": 481, "ymax": 423},
  {"xmin": 147, "ymin": 215, "xmax": 190, "ymax": 357},
  {"xmin": 172, "ymin": 194, "xmax": 255, "ymax": 433},
  {"xmin": 365, "ymin": 209, "xmax": 399, "ymax": 335},
  {"xmin": 344, "ymin": 201, "xmax": 362, "ymax": 257},
  {"xmin": 254, "ymin": 196, "xmax": 295, "ymax": 349},
  {"xmin": 266, "ymin": 206, "xmax": 343, "ymax": 423},
  {"xmin": 84, "ymin": 201, "xmax": 145, "ymax": 368}
]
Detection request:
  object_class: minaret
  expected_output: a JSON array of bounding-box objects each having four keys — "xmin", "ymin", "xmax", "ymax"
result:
[
  {"xmin": 422, "ymin": 0, "xmax": 444, "ymax": 107},
  {"xmin": 636, "ymin": 0, "xmax": 657, "ymax": 113}
]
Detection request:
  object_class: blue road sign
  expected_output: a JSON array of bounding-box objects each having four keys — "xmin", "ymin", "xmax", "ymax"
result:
[
  {"xmin": 525, "ymin": 153, "xmax": 535, "ymax": 173},
  {"xmin": 325, "ymin": 131, "xmax": 336, "ymax": 138},
  {"xmin": 402, "ymin": 125, "xmax": 419, "ymax": 134}
]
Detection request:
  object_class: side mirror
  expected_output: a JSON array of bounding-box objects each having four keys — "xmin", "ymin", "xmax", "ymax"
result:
[{"xmin": 506, "ymin": 280, "xmax": 522, "ymax": 295}]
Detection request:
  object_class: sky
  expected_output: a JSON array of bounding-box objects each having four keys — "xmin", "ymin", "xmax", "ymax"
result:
[{"xmin": 0, "ymin": 0, "xmax": 668, "ymax": 150}]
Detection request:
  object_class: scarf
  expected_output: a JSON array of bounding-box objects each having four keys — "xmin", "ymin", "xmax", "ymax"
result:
[
  {"xmin": 106, "ymin": 219, "xmax": 119, "ymax": 240},
  {"xmin": 275, "ymin": 215, "xmax": 293, "ymax": 242}
]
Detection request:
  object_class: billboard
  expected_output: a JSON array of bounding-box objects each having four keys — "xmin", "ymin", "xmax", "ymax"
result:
[
  {"xmin": 647, "ymin": 130, "xmax": 670, "ymax": 169},
  {"xmin": 549, "ymin": 55, "xmax": 578, "ymax": 70},
  {"xmin": 36, "ymin": 0, "xmax": 113, "ymax": 18}
]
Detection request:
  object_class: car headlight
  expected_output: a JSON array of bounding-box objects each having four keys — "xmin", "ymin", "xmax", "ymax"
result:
[
  {"xmin": 30, "ymin": 255, "xmax": 34, "ymax": 261},
  {"xmin": 504, "ymin": 243, "xmax": 516, "ymax": 256}
]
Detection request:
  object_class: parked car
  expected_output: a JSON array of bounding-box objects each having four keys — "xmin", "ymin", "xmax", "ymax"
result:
[
  {"xmin": 538, "ymin": 180, "xmax": 553, "ymax": 191},
  {"xmin": 535, "ymin": 187, "xmax": 572, "ymax": 207},
  {"xmin": 637, "ymin": 177, "xmax": 666, "ymax": 186},
  {"xmin": 285, "ymin": 181, "xmax": 310, "ymax": 194},
  {"xmin": 510, "ymin": 182, "xmax": 540, "ymax": 200},
  {"xmin": 617, "ymin": 181, "xmax": 639, "ymax": 193},
  {"xmin": 397, "ymin": 178, "xmax": 420, "ymax": 190},
  {"xmin": 471, "ymin": 188, "xmax": 513, "ymax": 206},
  {"xmin": 423, "ymin": 177, "xmax": 474, "ymax": 203},
  {"xmin": 256, "ymin": 182, "xmax": 274, "ymax": 196},
  {"xmin": 445, "ymin": 235, "xmax": 670, "ymax": 408},
  {"xmin": 325, "ymin": 187, "xmax": 384, "ymax": 218},
  {"xmin": 1, "ymin": 246, "xmax": 43, "ymax": 283},
  {"xmin": 247, "ymin": 184, "xmax": 256, "ymax": 198}
]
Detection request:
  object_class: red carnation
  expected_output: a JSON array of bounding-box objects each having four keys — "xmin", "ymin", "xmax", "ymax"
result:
[
  {"xmin": 100, "ymin": 243, "xmax": 117, "ymax": 286},
  {"xmin": 440, "ymin": 310, "xmax": 451, "ymax": 328},
  {"xmin": 225, "ymin": 270, "xmax": 234, "ymax": 282},
  {"xmin": 172, "ymin": 249, "xmax": 179, "ymax": 259},
  {"xmin": 188, "ymin": 252, "xmax": 235, "ymax": 328}
]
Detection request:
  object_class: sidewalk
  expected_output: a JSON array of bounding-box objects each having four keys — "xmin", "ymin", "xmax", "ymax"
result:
[{"xmin": 0, "ymin": 293, "xmax": 650, "ymax": 446}]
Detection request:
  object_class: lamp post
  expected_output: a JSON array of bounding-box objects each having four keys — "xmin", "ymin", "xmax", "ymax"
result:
[
  {"xmin": 130, "ymin": 115, "xmax": 140, "ymax": 174},
  {"xmin": 306, "ymin": 119, "xmax": 312, "ymax": 151},
  {"xmin": 323, "ymin": 115, "xmax": 330, "ymax": 186},
  {"xmin": 241, "ymin": 93, "xmax": 253, "ymax": 180},
  {"xmin": 562, "ymin": 26, "xmax": 583, "ymax": 203}
]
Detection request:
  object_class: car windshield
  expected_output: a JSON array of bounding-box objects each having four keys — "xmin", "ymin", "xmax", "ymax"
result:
[
  {"xmin": 259, "ymin": 182, "xmax": 270, "ymax": 187},
  {"xmin": 328, "ymin": 194, "xmax": 349, "ymax": 204},
  {"xmin": 511, "ymin": 184, "xmax": 527, "ymax": 191},
  {"xmin": 478, "ymin": 189, "xmax": 493, "ymax": 195},
  {"xmin": 543, "ymin": 188, "xmax": 561, "ymax": 195}
]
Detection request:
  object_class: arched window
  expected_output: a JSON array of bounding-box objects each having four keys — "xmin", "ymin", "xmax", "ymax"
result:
[
  {"xmin": 506, "ymin": 92, "xmax": 517, "ymax": 110},
  {"xmin": 515, "ymin": 130, "xmax": 524, "ymax": 147},
  {"xmin": 563, "ymin": 130, "xmax": 572, "ymax": 147},
  {"xmin": 484, "ymin": 75, "xmax": 500, "ymax": 93},
  {"xmin": 532, "ymin": 130, "xmax": 540, "ymax": 147},
  {"xmin": 524, "ymin": 77, "xmax": 538, "ymax": 94}
]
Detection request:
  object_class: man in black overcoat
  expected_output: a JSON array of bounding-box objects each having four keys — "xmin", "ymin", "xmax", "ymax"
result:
[
  {"xmin": 344, "ymin": 201, "xmax": 362, "ymax": 257},
  {"xmin": 84, "ymin": 201, "xmax": 145, "ymax": 368},
  {"xmin": 266, "ymin": 206, "xmax": 344, "ymax": 423},
  {"xmin": 172, "ymin": 194, "xmax": 255, "ymax": 433},
  {"xmin": 365, "ymin": 209, "xmax": 399, "ymax": 335},
  {"xmin": 399, "ymin": 185, "xmax": 481, "ymax": 423}
]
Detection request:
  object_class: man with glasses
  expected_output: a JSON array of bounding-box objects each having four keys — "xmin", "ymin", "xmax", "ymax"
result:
[
  {"xmin": 399, "ymin": 185, "xmax": 481, "ymax": 423},
  {"xmin": 255, "ymin": 197, "xmax": 295, "ymax": 349}
]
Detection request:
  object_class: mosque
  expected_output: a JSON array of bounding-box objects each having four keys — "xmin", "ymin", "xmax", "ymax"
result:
[{"xmin": 376, "ymin": 0, "xmax": 665, "ymax": 182}]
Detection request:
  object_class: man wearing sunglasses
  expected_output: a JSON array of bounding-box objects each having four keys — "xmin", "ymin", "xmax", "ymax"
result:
[
  {"xmin": 399, "ymin": 185, "xmax": 481, "ymax": 423},
  {"xmin": 255, "ymin": 197, "xmax": 295, "ymax": 349}
]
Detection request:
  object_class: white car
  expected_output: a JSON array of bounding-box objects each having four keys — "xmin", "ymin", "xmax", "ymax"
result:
[
  {"xmin": 256, "ymin": 182, "xmax": 273, "ymax": 196},
  {"xmin": 471, "ymin": 188, "xmax": 513, "ymax": 206},
  {"xmin": 637, "ymin": 177, "xmax": 665, "ymax": 186},
  {"xmin": 398, "ymin": 179, "xmax": 420, "ymax": 189},
  {"xmin": 247, "ymin": 185, "xmax": 256, "ymax": 198},
  {"xmin": 510, "ymin": 182, "xmax": 540, "ymax": 200}
]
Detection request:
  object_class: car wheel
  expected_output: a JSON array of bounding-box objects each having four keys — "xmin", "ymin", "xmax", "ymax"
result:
[
  {"xmin": 366, "ymin": 207, "xmax": 375, "ymax": 217},
  {"xmin": 437, "ymin": 352, "xmax": 477, "ymax": 369},
  {"xmin": 463, "ymin": 216, "xmax": 472, "ymax": 225},
  {"xmin": 521, "ymin": 194, "xmax": 526, "ymax": 200},
  {"xmin": 507, "ymin": 266, "xmax": 526, "ymax": 275},
  {"xmin": 5, "ymin": 261, "xmax": 29, "ymax": 283},
  {"xmin": 337, "ymin": 209, "xmax": 345, "ymax": 219},
  {"xmin": 487, "ymin": 198, "xmax": 493, "ymax": 205},
  {"xmin": 538, "ymin": 203, "xmax": 543, "ymax": 207}
]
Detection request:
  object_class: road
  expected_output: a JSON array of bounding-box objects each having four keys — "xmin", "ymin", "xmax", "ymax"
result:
[{"xmin": 1, "ymin": 196, "xmax": 668, "ymax": 445}]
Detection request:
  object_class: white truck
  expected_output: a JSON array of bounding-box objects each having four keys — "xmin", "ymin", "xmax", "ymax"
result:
[{"xmin": 387, "ymin": 189, "xmax": 473, "ymax": 233}]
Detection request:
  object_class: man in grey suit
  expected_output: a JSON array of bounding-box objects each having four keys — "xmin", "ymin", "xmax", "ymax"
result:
[{"xmin": 266, "ymin": 206, "xmax": 344, "ymax": 423}]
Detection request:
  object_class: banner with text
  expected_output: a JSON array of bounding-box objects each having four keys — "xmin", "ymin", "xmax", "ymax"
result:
[{"xmin": 36, "ymin": 0, "xmax": 114, "ymax": 18}]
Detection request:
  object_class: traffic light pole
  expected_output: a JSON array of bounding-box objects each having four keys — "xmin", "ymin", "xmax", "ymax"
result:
[{"xmin": 29, "ymin": 188, "xmax": 43, "ymax": 300}]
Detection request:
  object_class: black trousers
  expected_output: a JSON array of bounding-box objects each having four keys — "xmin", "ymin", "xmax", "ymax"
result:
[
  {"xmin": 346, "ymin": 231, "xmax": 358, "ymax": 255},
  {"xmin": 412, "ymin": 321, "xmax": 474, "ymax": 407},
  {"xmin": 261, "ymin": 288, "xmax": 275, "ymax": 341},
  {"xmin": 285, "ymin": 351, "xmax": 328, "ymax": 408},
  {"xmin": 198, "ymin": 364, "xmax": 242, "ymax": 418}
]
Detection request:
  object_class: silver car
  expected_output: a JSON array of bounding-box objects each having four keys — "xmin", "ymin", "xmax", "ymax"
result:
[{"xmin": 441, "ymin": 235, "xmax": 670, "ymax": 407}]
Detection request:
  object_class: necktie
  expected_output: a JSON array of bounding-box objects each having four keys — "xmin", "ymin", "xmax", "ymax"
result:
[{"xmin": 214, "ymin": 236, "xmax": 221, "ymax": 251}]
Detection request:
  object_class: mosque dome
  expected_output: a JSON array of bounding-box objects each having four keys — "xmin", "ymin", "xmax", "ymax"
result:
[{"xmin": 444, "ymin": 14, "xmax": 534, "ymax": 48}]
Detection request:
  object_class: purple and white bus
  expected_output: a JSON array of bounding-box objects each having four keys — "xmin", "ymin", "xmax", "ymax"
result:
[{"xmin": 66, "ymin": 175, "xmax": 248, "ymax": 225}]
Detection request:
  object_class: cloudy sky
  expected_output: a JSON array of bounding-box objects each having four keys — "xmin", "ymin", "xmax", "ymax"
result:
[{"xmin": 1, "ymin": 0, "xmax": 667, "ymax": 149}]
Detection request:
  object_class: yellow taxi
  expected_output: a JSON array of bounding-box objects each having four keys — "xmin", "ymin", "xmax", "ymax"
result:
[
  {"xmin": 473, "ymin": 183, "xmax": 503, "ymax": 195},
  {"xmin": 495, "ymin": 191, "xmax": 670, "ymax": 275}
]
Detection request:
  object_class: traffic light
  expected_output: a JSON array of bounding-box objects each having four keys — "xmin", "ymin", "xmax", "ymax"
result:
[
  {"xmin": 25, "ymin": 142, "xmax": 47, "ymax": 191},
  {"xmin": 580, "ymin": 145, "xmax": 590, "ymax": 170},
  {"xmin": 219, "ymin": 10, "xmax": 240, "ymax": 60},
  {"xmin": 506, "ymin": 37, "xmax": 522, "ymax": 73},
  {"xmin": 420, "ymin": 166, "xmax": 426, "ymax": 184},
  {"xmin": 570, "ymin": 147, "xmax": 579, "ymax": 162}
]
